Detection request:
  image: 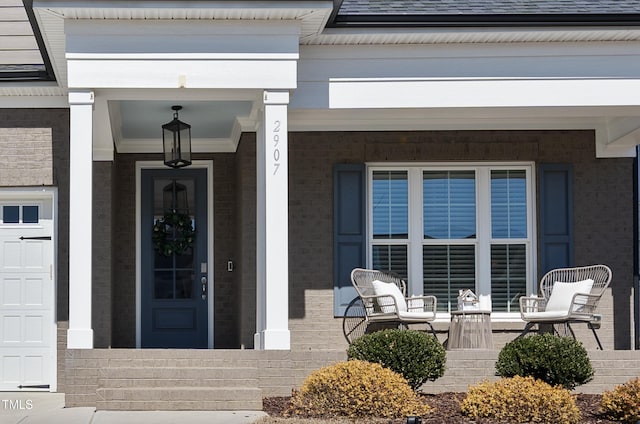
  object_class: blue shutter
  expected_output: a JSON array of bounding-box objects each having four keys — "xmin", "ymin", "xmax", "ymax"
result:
[
  {"xmin": 334, "ymin": 164, "xmax": 366, "ymax": 316},
  {"xmin": 539, "ymin": 164, "xmax": 574, "ymax": 275}
]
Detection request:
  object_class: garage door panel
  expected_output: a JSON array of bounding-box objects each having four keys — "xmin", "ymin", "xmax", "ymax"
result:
[
  {"xmin": 24, "ymin": 241, "xmax": 45, "ymax": 270},
  {"xmin": 1, "ymin": 355, "xmax": 20, "ymax": 385},
  {"xmin": 2, "ymin": 315, "xmax": 21, "ymax": 343},
  {"xmin": 23, "ymin": 355, "xmax": 44, "ymax": 384},
  {"xmin": 0, "ymin": 349, "xmax": 50, "ymax": 390},
  {"xmin": 0, "ymin": 313, "xmax": 49, "ymax": 346},
  {"xmin": 1, "ymin": 276, "xmax": 49, "ymax": 308},
  {"xmin": 25, "ymin": 278, "xmax": 45, "ymax": 306},
  {"xmin": 2, "ymin": 277, "xmax": 21, "ymax": 305},
  {"xmin": 2, "ymin": 240, "xmax": 20, "ymax": 269}
]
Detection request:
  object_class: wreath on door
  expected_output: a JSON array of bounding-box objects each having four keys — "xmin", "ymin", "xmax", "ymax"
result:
[{"xmin": 152, "ymin": 211, "xmax": 195, "ymax": 256}]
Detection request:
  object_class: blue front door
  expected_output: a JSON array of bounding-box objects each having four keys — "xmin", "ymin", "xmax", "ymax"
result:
[{"xmin": 141, "ymin": 168, "xmax": 208, "ymax": 348}]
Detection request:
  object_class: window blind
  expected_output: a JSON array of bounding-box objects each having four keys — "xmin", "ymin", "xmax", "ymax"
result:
[{"xmin": 423, "ymin": 244, "xmax": 475, "ymax": 312}]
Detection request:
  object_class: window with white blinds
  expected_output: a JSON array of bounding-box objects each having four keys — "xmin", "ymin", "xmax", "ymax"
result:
[{"xmin": 369, "ymin": 164, "xmax": 535, "ymax": 317}]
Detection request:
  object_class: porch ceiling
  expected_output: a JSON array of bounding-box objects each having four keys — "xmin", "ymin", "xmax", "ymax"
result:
[{"xmin": 110, "ymin": 99, "xmax": 254, "ymax": 154}]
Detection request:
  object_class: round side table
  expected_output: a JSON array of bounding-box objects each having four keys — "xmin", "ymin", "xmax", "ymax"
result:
[{"xmin": 447, "ymin": 310, "xmax": 493, "ymax": 350}]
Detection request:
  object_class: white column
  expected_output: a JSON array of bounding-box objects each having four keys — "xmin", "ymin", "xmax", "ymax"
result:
[
  {"xmin": 254, "ymin": 90, "xmax": 291, "ymax": 350},
  {"xmin": 67, "ymin": 91, "xmax": 94, "ymax": 349}
]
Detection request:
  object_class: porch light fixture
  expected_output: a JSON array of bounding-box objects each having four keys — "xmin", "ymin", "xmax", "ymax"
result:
[{"xmin": 162, "ymin": 105, "xmax": 192, "ymax": 168}]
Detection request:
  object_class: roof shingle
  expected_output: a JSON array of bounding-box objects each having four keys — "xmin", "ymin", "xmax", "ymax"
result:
[{"xmin": 338, "ymin": 0, "xmax": 640, "ymax": 15}]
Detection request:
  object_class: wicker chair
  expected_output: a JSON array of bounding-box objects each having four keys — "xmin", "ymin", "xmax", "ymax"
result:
[
  {"xmin": 349, "ymin": 268, "xmax": 437, "ymax": 339},
  {"xmin": 518, "ymin": 264, "xmax": 612, "ymax": 349}
]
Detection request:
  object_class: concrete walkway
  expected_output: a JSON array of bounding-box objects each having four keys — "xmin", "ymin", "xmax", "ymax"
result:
[{"xmin": 0, "ymin": 393, "xmax": 268, "ymax": 424}]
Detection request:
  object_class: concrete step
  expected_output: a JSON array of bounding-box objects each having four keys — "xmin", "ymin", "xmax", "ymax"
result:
[
  {"xmin": 99, "ymin": 367, "xmax": 258, "ymax": 386},
  {"xmin": 101, "ymin": 377, "xmax": 257, "ymax": 388},
  {"xmin": 96, "ymin": 387, "xmax": 263, "ymax": 411}
]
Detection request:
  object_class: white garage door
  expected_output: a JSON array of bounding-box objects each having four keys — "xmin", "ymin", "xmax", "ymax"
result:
[{"xmin": 0, "ymin": 199, "xmax": 54, "ymax": 391}]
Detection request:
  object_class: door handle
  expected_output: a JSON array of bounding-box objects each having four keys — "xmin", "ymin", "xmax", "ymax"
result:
[{"xmin": 201, "ymin": 276, "xmax": 207, "ymax": 300}]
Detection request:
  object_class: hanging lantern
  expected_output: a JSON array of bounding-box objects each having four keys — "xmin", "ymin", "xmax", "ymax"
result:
[{"xmin": 162, "ymin": 105, "xmax": 192, "ymax": 168}]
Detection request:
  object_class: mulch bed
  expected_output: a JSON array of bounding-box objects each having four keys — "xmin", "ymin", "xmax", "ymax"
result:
[{"xmin": 264, "ymin": 393, "xmax": 618, "ymax": 423}]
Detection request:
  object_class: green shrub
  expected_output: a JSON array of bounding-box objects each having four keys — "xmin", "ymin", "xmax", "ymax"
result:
[
  {"xmin": 461, "ymin": 376, "xmax": 581, "ymax": 424},
  {"xmin": 286, "ymin": 360, "xmax": 431, "ymax": 418},
  {"xmin": 600, "ymin": 377, "xmax": 640, "ymax": 422},
  {"xmin": 347, "ymin": 329, "xmax": 446, "ymax": 390},
  {"xmin": 495, "ymin": 333, "xmax": 593, "ymax": 390}
]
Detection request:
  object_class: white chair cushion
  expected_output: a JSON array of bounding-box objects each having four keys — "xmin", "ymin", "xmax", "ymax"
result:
[
  {"xmin": 398, "ymin": 310, "xmax": 435, "ymax": 321},
  {"xmin": 545, "ymin": 279, "xmax": 594, "ymax": 312},
  {"xmin": 522, "ymin": 310, "xmax": 571, "ymax": 321},
  {"xmin": 371, "ymin": 280, "xmax": 407, "ymax": 313}
]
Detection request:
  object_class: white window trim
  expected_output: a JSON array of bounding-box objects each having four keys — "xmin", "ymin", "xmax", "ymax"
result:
[{"xmin": 367, "ymin": 162, "xmax": 536, "ymax": 322}]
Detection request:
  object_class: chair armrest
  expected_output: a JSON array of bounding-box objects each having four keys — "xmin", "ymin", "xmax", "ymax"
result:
[
  {"xmin": 407, "ymin": 295, "xmax": 437, "ymax": 312},
  {"xmin": 568, "ymin": 292, "xmax": 601, "ymax": 316},
  {"xmin": 360, "ymin": 294, "xmax": 401, "ymax": 316},
  {"xmin": 519, "ymin": 296, "xmax": 546, "ymax": 316}
]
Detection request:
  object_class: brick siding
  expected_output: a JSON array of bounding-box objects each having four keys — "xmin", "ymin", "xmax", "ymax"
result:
[{"xmin": 101, "ymin": 130, "xmax": 634, "ymax": 351}]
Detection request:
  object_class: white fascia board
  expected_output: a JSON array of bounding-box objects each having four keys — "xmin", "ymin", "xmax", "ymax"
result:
[
  {"xmin": 67, "ymin": 59, "xmax": 297, "ymax": 89},
  {"xmin": 329, "ymin": 78, "xmax": 640, "ymax": 109}
]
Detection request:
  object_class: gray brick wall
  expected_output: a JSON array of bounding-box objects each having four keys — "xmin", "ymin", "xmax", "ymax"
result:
[
  {"xmin": 0, "ymin": 127, "xmax": 53, "ymax": 186},
  {"xmin": 212, "ymin": 154, "xmax": 240, "ymax": 348},
  {"xmin": 236, "ymin": 134, "xmax": 257, "ymax": 348},
  {"xmin": 111, "ymin": 153, "xmax": 141, "ymax": 347},
  {"xmin": 104, "ymin": 130, "xmax": 634, "ymax": 351},
  {"xmin": 274, "ymin": 130, "xmax": 632, "ymax": 351},
  {"xmin": 93, "ymin": 161, "xmax": 112, "ymax": 348}
]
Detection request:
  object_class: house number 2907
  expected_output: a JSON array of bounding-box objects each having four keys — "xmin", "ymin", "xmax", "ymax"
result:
[{"xmin": 272, "ymin": 120, "xmax": 281, "ymax": 175}]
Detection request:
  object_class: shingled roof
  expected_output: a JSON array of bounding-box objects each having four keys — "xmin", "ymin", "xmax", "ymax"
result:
[
  {"xmin": 333, "ymin": 0, "xmax": 640, "ymax": 26},
  {"xmin": 338, "ymin": 0, "xmax": 640, "ymax": 15}
]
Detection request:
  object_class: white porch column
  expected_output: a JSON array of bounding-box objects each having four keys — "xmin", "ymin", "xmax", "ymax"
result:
[
  {"xmin": 255, "ymin": 90, "xmax": 291, "ymax": 350},
  {"xmin": 67, "ymin": 91, "xmax": 94, "ymax": 349}
]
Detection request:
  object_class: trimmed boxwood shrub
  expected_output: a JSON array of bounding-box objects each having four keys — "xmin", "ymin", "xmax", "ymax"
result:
[
  {"xmin": 461, "ymin": 376, "xmax": 581, "ymax": 424},
  {"xmin": 496, "ymin": 333, "xmax": 593, "ymax": 390},
  {"xmin": 287, "ymin": 360, "xmax": 432, "ymax": 418},
  {"xmin": 347, "ymin": 329, "xmax": 446, "ymax": 390},
  {"xmin": 600, "ymin": 377, "xmax": 640, "ymax": 422}
]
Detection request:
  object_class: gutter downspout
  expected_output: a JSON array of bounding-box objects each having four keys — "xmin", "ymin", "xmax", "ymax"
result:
[{"xmin": 634, "ymin": 146, "xmax": 640, "ymax": 349}]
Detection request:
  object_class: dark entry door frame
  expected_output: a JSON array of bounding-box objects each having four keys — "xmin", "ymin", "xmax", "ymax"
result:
[{"xmin": 135, "ymin": 161, "xmax": 214, "ymax": 348}]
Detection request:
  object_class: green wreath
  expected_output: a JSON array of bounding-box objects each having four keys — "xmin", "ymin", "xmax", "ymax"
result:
[{"xmin": 152, "ymin": 211, "xmax": 195, "ymax": 256}]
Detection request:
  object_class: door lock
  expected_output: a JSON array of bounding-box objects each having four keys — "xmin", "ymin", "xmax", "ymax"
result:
[{"xmin": 201, "ymin": 276, "xmax": 207, "ymax": 300}]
